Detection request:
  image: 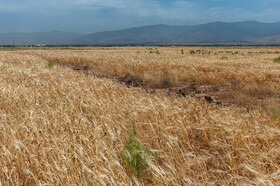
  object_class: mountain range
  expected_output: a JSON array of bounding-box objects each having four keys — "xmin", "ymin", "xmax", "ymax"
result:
[{"xmin": 1, "ymin": 21, "xmax": 280, "ymax": 46}]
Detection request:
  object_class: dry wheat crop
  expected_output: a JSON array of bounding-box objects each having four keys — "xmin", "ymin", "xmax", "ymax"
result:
[{"xmin": 0, "ymin": 47, "xmax": 279, "ymax": 185}]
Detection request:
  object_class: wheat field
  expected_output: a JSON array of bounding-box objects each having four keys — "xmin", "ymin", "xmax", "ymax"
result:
[{"xmin": 0, "ymin": 47, "xmax": 280, "ymax": 185}]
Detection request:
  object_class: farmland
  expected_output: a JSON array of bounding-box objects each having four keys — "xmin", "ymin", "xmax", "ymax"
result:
[{"xmin": 0, "ymin": 46, "xmax": 280, "ymax": 185}]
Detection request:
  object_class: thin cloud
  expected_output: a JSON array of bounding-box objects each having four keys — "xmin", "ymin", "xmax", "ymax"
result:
[{"xmin": 0, "ymin": 0, "xmax": 279, "ymax": 33}]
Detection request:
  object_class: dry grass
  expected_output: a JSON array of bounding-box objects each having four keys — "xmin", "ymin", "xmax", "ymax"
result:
[
  {"xmin": 26, "ymin": 46, "xmax": 280, "ymax": 107},
  {"xmin": 0, "ymin": 47, "xmax": 279, "ymax": 185}
]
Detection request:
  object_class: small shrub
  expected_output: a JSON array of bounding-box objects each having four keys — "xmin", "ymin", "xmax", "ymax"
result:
[
  {"xmin": 273, "ymin": 56, "xmax": 280, "ymax": 63},
  {"xmin": 221, "ymin": 56, "xmax": 228, "ymax": 60},
  {"xmin": 48, "ymin": 62, "xmax": 54, "ymax": 68},
  {"xmin": 189, "ymin": 50, "xmax": 195, "ymax": 54},
  {"xmin": 149, "ymin": 48, "xmax": 160, "ymax": 54},
  {"xmin": 120, "ymin": 126, "xmax": 155, "ymax": 180},
  {"xmin": 181, "ymin": 49, "xmax": 184, "ymax": 55}
]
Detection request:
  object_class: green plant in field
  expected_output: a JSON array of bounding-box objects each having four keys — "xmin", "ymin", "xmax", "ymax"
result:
[
  {"xmin": 148, "ymin": 48, "xmax": 160, "ymax": 54},
  {"xmin": 271, "ymin": 107, "xmax": 280, "ymax": 120},
  {"xmin": 273, "ymin": 56, "xmax": 280, "ymax": 63},
  {"xmin": 181, "ymin": 49, "xmax": 184, "ymax": 55},
  {"xmin": 120, "ymin": 126, "xmax": 155, "ymax": 180},
  {"xmin": 221, "ymin": 56, "xmax": 228, "ymax": 60},
  {"xmin": 48, "ymin": 62, "xmax": 54, "ymax": 68},
  {"xmin": 84, "ymin": 175, "xmax": 94, "ymax": 186},
  {"xmin": 189, "ymin": 50, "xmax": 195, "ymax": 54}
]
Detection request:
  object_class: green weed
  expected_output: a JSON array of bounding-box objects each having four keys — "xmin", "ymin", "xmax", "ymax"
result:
[
  {"xmin": 120, "ymin": 126, "xmax": 155, "ymax": 180},
  {"xmin": 273, "ymin": 56, "xmax": 280, "ymax": 63},
  {"xmin": 189, "ymin": 50, "xmax": 195, "ymax": 54},
  {"xmin": 48, "ymin": 62, "xmax": 54, "ymax": 68},
  {"xmin": 271, "ymin": 107, "xmax": 280, "ymax": 120},
  {"xmin": 221, "ymin": 56, "xmax": 228, "ymax": 60}
]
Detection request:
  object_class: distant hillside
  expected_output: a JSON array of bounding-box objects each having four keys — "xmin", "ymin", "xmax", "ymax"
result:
[
  {"xmin": 75, "ymin": 21, "xmax": 280, "ymax": 45},
  {"xmin": 1, "ymin": 21, "xmax": 280, "ymax": 46}
]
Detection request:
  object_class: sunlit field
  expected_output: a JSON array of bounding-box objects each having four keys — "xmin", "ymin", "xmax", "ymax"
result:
[{"xmin": 0, "ymin": 46, "xmax": 279, "ymax": 185}]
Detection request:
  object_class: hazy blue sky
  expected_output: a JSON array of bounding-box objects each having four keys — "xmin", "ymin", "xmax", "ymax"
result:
[{"xmin": 1, "ymin": 0, "xmax": 280, "ymax": 33}]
